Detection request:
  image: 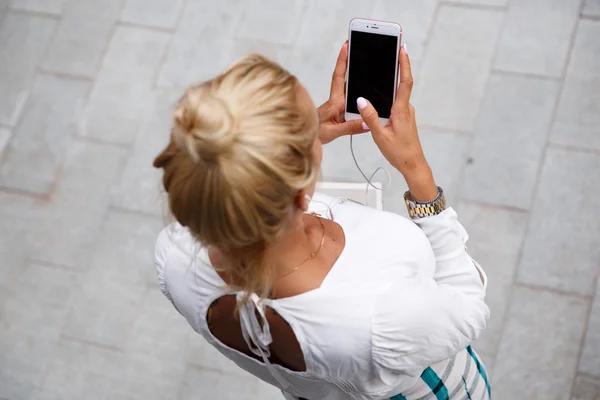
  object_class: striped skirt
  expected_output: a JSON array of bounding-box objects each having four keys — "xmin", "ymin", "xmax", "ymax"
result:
[{"xmin": 391, "ymin": 346, "xmax": 491, "ymax": 400}]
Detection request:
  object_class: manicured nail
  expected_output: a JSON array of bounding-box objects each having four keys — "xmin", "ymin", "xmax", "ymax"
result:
[
  {"xmin": 403, "ymin": 42, "xmax": 408, "ymax": 55},
  {"xmin": 361, "ymin": 122, "xmax": 369, "ymax": 130},
  {"xmin": 357, "ymin": 97, "xmax": 368, "ymax": 110}
]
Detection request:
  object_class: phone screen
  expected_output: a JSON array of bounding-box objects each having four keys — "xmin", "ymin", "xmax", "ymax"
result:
[{"xmin": 346, "ymin": 30, "xmax": 398, "ymax": 118}]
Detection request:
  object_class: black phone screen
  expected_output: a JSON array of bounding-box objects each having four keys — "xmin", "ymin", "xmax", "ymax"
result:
[{"xmin": 346, "ymin": 30, "xmax": 398, "ymax": 118}]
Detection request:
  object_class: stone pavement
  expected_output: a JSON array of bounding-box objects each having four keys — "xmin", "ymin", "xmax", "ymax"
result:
[{"xmin": 0, "ymin": 0, "xmax": 599, "ymax": 399}]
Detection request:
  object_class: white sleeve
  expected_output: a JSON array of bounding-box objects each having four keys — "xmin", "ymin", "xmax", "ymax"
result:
[
  {"xmin": 414, "ymin": 207, "xmax": 487, "ymax": 294},
  {"xmin": 371, "ymin": 207, "xmax": 489, "ymax": 383},
  {"xmin": 371, "ymin": 278, "xmax": 489, "ymax": 383},
  {"xmin": 155, "ymin": 227, "xmax": 174, "ymax": 303}
]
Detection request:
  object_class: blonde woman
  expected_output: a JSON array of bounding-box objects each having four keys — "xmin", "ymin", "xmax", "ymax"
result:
[{"xmin": 153, "ymin": 43, "xmax": 490, "ymax": 400}]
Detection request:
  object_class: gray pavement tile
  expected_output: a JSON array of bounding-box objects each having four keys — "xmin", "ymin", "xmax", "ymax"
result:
[
  {"xmin": 9, "ymin": 0, "xmax": 66, "ymax": 15},
  {"xmin": 412, "ymin": 5, "xmax": 503, "ymax": 132},
  {"xmin": 0, "ymin": 325, "xmax": 56, "ymax": 397},
  {"xmin": 297, "ymin": 0, "xmax": 374, "ymax": 51},
  {"xmin": 461, "ymin": 74, "xmax": 560, "ymax": 208},
  {"xmin": 26, "ymin": 140, "xmax": 128, "ymax": 268},
  {"xmin": 442, "ymin": 0, "xmax": 507, "ymax": 6},
  {"xmin": 550, "ymin": 20, "xmax": 600, "ymax": 151},
  {"xmin": 41, "ymin": 0, "xmax": 122, "ymax": 78},
  {"xmin": 42, "ymin": 339, "xmax": 125, "ymax": 400},
  {"xmin": 572, "ymin": 375, "xmax": 600, "ymax": 400},
  {"xmin": 583, "ymin": 0, "xmax": 600, "ymax": 16},
  {"xmin": 109, "ymin": 89, "xmax": 173, "ymax": 215},
  {"xmin": 493, "ymin": 286, "xmax": 589, "ymax": 400},
  {"xmin": 157, "ymin": 0, "xmax": 244, "ymax": 88},
  {"xmin": 3, "ymin": 261, "xmax": 80, "ymax": 336},
  {"xmin": 580, "ymin": 281, "xmax": 600, "ymax": 376},
  {"xmin": 62, "ymin": 211, "xmax": 162, "ymax": 348},
  {"xmin": 109, "ymin": 352, "xmax": 186, "ymax": 400},
  {"xmin": 454, "ymin": 202, "xmax": 528, "ymax": 359},
  {"xmin": 179, "ymin": 367, "xmax": 268, "ymax": 400},
  {"xmin": 0, "ymin": 13, "xmax": 56, "ymax": 126},
  {"xmin": 493, "ymin": 0, "xmax": 581, "ymax": 78},
  {"xmin": 0, "ymin": 127, "xmax": 10, "ymax": 155},
  {"xmin": 120, "ymin": 0, "xmax": 184, "ymax": 29},
  {"xmin": 80, "ymin": 26, "xmax": 169, "ymax": 145},
  {"xmin": 238, "ymin": 0, "xmax": 308, "ymax": 46},
  {"xmin": 517, "ymin": 148, "xmax": 600, "ymax": 296},
  {"xmin": 0, "ymin": 74, "xmax": 90, "ymax": 195},
  {"xmin": 124, "ymin": 288, "xmax": 191, "ymax": 361},
  {"xmin": 372, "ymin": 0, "xmax": 438, "ymax": 62}
]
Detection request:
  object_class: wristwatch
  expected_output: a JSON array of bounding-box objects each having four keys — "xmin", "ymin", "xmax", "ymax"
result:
[{"xmin": 404, "ymin": 186, "xmax": 446, "ymax": 219}]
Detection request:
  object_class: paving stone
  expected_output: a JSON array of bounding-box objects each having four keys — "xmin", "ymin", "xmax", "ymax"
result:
[
  {"xmin": 583, "ymin": 0, "xmax": 600, "ymax": 16},
  {"xmin": 109, "ymin": 352, "xmax": 186, "ymax": 400},
  {"xmin": 454, "ymin": 202, "xmax": 528, "ymax": 358},
  {"xmin": 517, "ymin": 148, "xmax": 600, "ymax": 296},
  {"xmin": 572, "ymin": 375, "xmax": 600, "ymax": 400},
  {"xmin": 580, "ymin": 281, "xmax": 600, "ymax": 376},
  {"xmin": 157, "ymin": 0, "xmax": 243, "ymax": 88},
  {"xmin": 493, "ymin": 286, "xmax": 589, "ymax": 400},
  {"xmin": 109, "ymin": 88, "xmax": 174, "ymax": 215},
  {"xmin": 120, "ymin": 0, "xmax": 184, "ymax": 29},
  {"xmin": 297, "ymin": 0, "xmax": 374, "ymax": 51},
  {"xmin": 3, "ymin": 261, "xmax": 80, "ymax": 336},
  {"xmin": 0, "ymin": 74, "xmax": 90, "ymax": 195},
  {"xmin": 0, "ymin": 13, "xmax": 56, "ymax": 126},
  {"xmin": 0, "ymin": 127, "xmax": 10, "ymax": 155},
  {"xmin": 26, "ymin": 140, "xmax": 128, "ymax": 269},
  {"xmin": 41, "ymin": 0, "xmax": 122, "ymax": 78},
  {"xmin": 461, "ymin": 74, "xmax": 560, "ymax": 208},
  {"xmin": 80, "ymin": 26, "xmax": 169, "ymax": 145},
  {"xmin": 179, "ymin": 367, "xmax": 268, "ymax": 400},
  {"xmin": 442, "ymin": 0, "xmax": 507, "ymax": 6},
  {"xmin": 493, "ymin": 0, "xmax": 581, "ymax": 78},
  {"xmin": 372, "ymin": 0, "xmax": 438, "ymax": 62},
  {"xmin": 9, "ymin": 0, "xmax": 66, "ymax": 14},
  {"xmin": 62, "ymin": 211, "xmax": 162, "ymax": 348},
  {"xmin": 238, "ymin": 0, "xmax": 307, "ymax": 46},
  {"xmin": 412, "ymin": 5, "xmax": 503, "ymax": 132},
  {"xmin": 42, "ymin": 339, "xmax": 125, "ymax": 400},
  {"xmin": 551, "ymin": 20, "xmax": 600, "ymax": 151}
]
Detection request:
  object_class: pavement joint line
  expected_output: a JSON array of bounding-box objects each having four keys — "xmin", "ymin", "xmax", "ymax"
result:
[
  {"xmin": 514, "ymin": 282, "xmax": 593, "ymax": 301},
  {"xmin": 36, "ymin": 69, "xmax": 95, "ymax": 82},
  {"xmin": 490, "ymin": 68, "xmax": 563, "ymax": 82},
  {"xmin": 0, "ymin": 185, "xmax": 49, "ymax": 200},
  {"xmin": 580, "ymin": 14, "xmax": 600, "ymax": 21},
  {"xmin": 117, "ymin": 19, "xmax": 176, "ymax": 34},
  {"xmin": 456, "ymin": 199, "xmax": 529, "ymax": 214},
  {"xmin": 108, "ymin": 205, "xmax": 164, "ymax": 220},
  {"xmin": 547, "ymin": 142, "xmax": 600, "ymax": 156},
  {"xmin": 72, "ymin": 134, "xmax": 134, "ymax": 150},
  {"xmin": 442, "ymin": 1, "xmax": 508, "ymax": 11},
  {"xmin": 25, "ymin": 258, "xmax": 81, "ymax": 272},
  {"xmin": 60, "ymin": 334, "xmax": 125, "ymax": 353},
  {"xmin": 6, "ymin": 7, "xmax": 61, "ymax": 20}
]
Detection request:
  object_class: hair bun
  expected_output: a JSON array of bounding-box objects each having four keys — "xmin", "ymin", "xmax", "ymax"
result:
[{"xmin": 172, "ymin": 86, "xmax": 236, "ymax": 164}]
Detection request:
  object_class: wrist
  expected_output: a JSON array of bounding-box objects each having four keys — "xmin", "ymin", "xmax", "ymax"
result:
[{"xmin": 402, "ymin": 164, "xmax": 438, "ymax": 202}]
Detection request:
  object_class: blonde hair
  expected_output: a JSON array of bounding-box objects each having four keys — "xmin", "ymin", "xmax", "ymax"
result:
[{"xmin": 153, "ymin": 54, "xmax": 319, "ymax": 299}]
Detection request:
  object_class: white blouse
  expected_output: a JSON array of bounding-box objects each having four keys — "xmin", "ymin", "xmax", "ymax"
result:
[{"xmin": 155, "ymin": 192, "xmax": 489, "ymax": 400}]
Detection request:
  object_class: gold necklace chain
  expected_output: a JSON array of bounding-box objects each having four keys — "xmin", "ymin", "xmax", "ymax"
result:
[{"xmin": 276, "ymin": 212, "xmax": 325, "ymax": 279}]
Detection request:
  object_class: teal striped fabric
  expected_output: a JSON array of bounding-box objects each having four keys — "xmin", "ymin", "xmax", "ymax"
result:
[{"xmin": 389, "ymin": 347, "xmax": 491, "ymax": 400}]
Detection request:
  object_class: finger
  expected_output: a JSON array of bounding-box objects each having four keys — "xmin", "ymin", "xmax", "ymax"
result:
[
  {"xmin": 329, "ymin": 41, "xmax": 349, "ymax": 101},
  {"xmin": 393, "ymin": 44, "xmax": 414, "ymax": 111},
  {"xmin": 356, "ymin": 97, "xmax": 384, "ymax": 134},
  {"xmin": 331, "ymin": 119, "xmax": 370, "ymax": 138}
]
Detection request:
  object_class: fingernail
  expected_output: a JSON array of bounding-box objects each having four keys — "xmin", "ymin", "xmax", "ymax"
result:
[
  {"xmin": 403, "ymin": 42, "xmax": 408, "ymax": 55},
  {"xmin": 357, "ymin": 97, "xmax": 368, "ymax": 110},
  {"xmin": 361, "ymin": 122, "xmax": 369, "ymax": 130}
]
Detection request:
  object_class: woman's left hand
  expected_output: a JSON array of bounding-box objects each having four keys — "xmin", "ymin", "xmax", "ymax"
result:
[{"xmin": 318, "ymin": 42, "xmax": 369, "ymax": 145}]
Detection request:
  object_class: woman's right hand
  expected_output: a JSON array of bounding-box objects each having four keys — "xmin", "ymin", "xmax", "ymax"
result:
[{"xmin": 356, "ymin": 45, "xmax": 438, "ymax": 201}]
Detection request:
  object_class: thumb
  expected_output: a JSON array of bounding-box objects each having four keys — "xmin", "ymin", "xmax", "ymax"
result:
[{"xmin": 356, "ymin": 97, "xmax": 384, "ymax": 134}]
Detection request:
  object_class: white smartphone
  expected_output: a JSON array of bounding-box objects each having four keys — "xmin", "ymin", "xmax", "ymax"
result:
[{"xmin": 345, "ymin": 18, "xmax": 402, "ymax": 125}]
